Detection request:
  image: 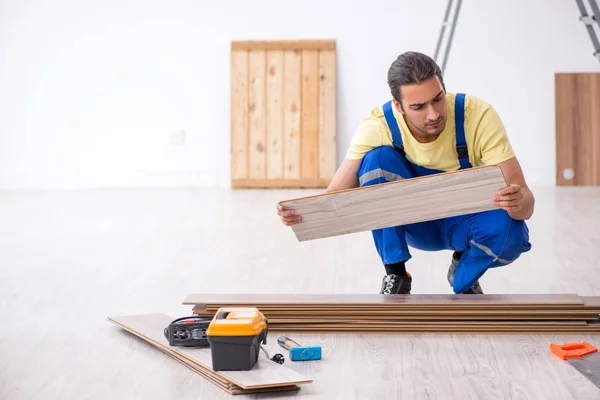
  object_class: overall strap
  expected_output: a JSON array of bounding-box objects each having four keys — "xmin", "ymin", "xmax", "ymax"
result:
[
  {"xmin": 383, "ymin": 100, "xmax": 404, "ymax": 154},
  {"xmin": 454, "ymin": 93, "xmax": 473, "ymax": 169}
]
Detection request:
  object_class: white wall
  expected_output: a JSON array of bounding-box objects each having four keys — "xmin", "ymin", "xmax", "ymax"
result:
[{"xmin": 0, "ymin": 0, "xmax": 598, "ymax": 189}]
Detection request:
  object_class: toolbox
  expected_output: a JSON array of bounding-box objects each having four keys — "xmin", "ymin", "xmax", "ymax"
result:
[{"xmin": 206, "ymin": 307, "xmax": 268, "ymax": 371}]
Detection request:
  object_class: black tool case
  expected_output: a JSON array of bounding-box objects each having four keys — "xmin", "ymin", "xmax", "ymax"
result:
[{"xmin": 205, "ymin": 308, "xmax": 268, "ymax": 371}]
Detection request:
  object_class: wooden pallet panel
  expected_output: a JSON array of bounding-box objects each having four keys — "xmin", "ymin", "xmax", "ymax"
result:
[
  {"xmin": 107, "ymin": 314, "xmax": 311, "ymax": 392},
  {"xmin": 279, "ymin": 164, "xmax": 507, "ymax": 241},
  {"xmin": 555, "ymin": 72, "xmax": 600, "ymax": 185},
  {"xmin": 231, "ymin": 40, "xmax": 336, "ymax": 188}
]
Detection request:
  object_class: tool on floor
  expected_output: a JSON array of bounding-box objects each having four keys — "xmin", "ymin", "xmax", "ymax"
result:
[
  {"xmin": 277, "ymin": 336, "xmax": 322, "ymax": 361},
  {"xmin": 206, "ymin": 307, "xmax": 284, "ymax": 371},
  {"xmin": 164, "ymin": 315, "xmax": 212, "ymax": 347},
  {"xmin": 550, "ymin": 341, "xmax": 600, "ymax": 388}
]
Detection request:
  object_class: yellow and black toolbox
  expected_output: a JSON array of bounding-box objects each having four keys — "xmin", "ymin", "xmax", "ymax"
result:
[{"xmin": 206, "ymin": 307, "xmax": 268, "ymax": 371}]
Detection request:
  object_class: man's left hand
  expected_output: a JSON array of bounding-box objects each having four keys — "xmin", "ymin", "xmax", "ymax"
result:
[{"xmin": 493, "ymin": 184, "xmax": 524, "ymax": 212}]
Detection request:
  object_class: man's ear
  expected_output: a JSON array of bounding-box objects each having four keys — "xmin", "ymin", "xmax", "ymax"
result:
[{"xmin": 392, "ymin": 99, "xmax": 405, "ymax": 114}]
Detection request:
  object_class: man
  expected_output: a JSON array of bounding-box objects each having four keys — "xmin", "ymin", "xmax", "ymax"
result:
[{"xmin": 277, "ymin": 51, "xmax": 533, "ymax": 295}]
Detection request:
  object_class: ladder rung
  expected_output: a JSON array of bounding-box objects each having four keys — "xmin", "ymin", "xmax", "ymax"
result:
[{"xmin": 580, "ymin": 15, "xmax": 598, "ymax": 24}]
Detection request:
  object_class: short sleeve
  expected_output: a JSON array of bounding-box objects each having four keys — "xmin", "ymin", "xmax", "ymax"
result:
[
  {"xmin": 471, "ymin": 102, "xmax": 515, "ymax": 166},
  {"xmin": 345, "ymin": 114, "xmax": 386, "ymax": 160}
]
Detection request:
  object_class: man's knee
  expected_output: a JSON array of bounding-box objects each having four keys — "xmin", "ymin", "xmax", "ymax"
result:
[
  {"xmin": 358, "ymin": 146, "xmax": 409, "ymax": 187},
  {"xmin": 470, "ymin": 210, "xmax": 532, "ymax": 265}
]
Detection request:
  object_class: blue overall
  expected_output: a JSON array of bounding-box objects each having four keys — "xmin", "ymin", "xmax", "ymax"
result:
[{"xmin": 357, "ymin": 94, "xmax": 532, "ymax": 293}]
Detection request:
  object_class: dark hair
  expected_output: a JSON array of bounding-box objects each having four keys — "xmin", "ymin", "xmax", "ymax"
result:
[{"xmin": 387, "ymin": 51, "xmax": 445, "ymax": 106}]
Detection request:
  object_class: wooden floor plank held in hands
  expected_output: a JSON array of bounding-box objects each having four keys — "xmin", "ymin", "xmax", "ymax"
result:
[
  {"xmin": 184, "ymin": 294, "xmax": 600, "ymax": 335},
  {"xmin": 107, "ymin": 314, "xmax": 312, "ymax": 395},
  {"xmin": 277, "ymin": 164, "xmax": 507, "ymax": 241}
]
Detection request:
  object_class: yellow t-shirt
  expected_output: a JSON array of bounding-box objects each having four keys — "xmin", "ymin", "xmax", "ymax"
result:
[{"xmin": 345, "ymin": 92, "xmax": 515, "ymax": 171}]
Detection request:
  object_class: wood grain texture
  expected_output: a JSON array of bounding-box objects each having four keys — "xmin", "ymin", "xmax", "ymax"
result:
[
  {"xmin": 231, "ymin": 41, "xmax": 336, "ymax": 188},
  {"xmin": 232, "ymin": 40, "xmax": 336, "ymax": 51},
  {"xmin": 185, "ymin": 293, "xmax": 600, "ymax": 334},
  {"xmin": 107, "ymin": 314, "xmax": 312, "ymax": 391},
  {"xmin": 283, "ymin": 49, "xmax": 302, "ymax": 180},
  {"xmin": 230, "ymin": 50, "xmax": 249, "ymax": 180},
  {"xmin": 248, "ymin": 50, "xmax": 266, "ymax": 179},
  {"xmin": 279, "ymin": 165, "xmax": 507, "ymax": 241},
  {"xmin": 266, "ymin": 50, "xmax": 284, "ymax": 179},
  {"xmin": 318, "ymin": 49, "xmax": 337, "ymax": 180},
  {"xmin": 555, "ymin": 72, "xmax": 600, "ymax": 186},
  {"xmin": 301, "ymin": 49, "xmax": 320, "ymax": 179},
  {"xmin": 3, "ymin": 187, "xmax": 600, "ymax": 399}
]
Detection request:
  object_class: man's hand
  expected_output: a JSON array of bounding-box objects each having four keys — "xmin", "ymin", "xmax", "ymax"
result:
[
  {"xmin": 493, "ymin": 184, "xmax": 524, "ymax": 213},
  {"xmin": 276, "ymin": 203, "xmax": 302, "ymax": 226},
  {"xmin": 496, "ymin": 157, "xmax": 535, "ymax": 220},
  {"xmin": 276, "ymin": 158, "xmax": 361, "ymax": 227}
]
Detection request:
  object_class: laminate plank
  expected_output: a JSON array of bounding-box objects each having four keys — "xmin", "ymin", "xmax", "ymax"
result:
[
  {"xmin": 279, "ymin": 165, "xmax": 508, "ymax": 241},
  {"xmin": 268, "ymin": 327, "xmax": 600, "ymax": 333},
  {"xmin": 183, "ymin": 293, "xmax": 584, "ymax": 307},
  {"xmin": 194, "ymin": 307, "xmax": 600, "ymax": 320},
  {"xmin": 200, "ymin": 307, "xmax": 600, "ymax": 314},
  {"xmin": 111, "ymin": 317, "xmax": 300, "ymax": 396},
  {"xmin": 197, "ymin": 304, "xmax": 599, "ymax": 311},
  {"xmin": 107, "ymin": 314, "xmax": 312, "ymax": 390},
  {"xmin": 582, "ymin": 296, "xmax": 600, "ymax": 307},
  {"xmin": 155, "ymin": 340, "xmax": 300, "ymax": 395},
  {"xmin": 194, "ymin": 307, "xmax": 600, "ymax": 316},
  {"xmin": 268, "ymin": 317, "xmax": 593, "ymax": 323},
  {"xmin": 271, "ymin": 321, "xmax": 586, "ymax": 327},
  {"xmin": 200, "ymin": 307, "xmax": 597, "ymax": 314}
]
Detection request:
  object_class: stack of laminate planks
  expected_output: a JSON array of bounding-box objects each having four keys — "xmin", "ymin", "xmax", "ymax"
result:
[
  {"xmin": 183, "ymin": 294, "xmax": 600, "ymax": 334},
  {"xmin": 107, "ymin": 314, "xmax": 312, "ymax": 395}
]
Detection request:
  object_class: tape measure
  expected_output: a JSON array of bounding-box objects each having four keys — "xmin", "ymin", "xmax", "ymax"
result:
[{"xmin": 163, "ymin": 316, "xmax": 213, "ymax": 347}]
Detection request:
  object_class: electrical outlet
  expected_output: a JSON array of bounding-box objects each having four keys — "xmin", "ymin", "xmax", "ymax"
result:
[{"xmin": 169, "ymin": 129, "xmax": 186, "ymax": 145}]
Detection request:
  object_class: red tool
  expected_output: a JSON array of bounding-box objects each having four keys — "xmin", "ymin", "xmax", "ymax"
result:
[{"xmin": 550, "ymin": 341, "xmax": 598, "ymax": 360}]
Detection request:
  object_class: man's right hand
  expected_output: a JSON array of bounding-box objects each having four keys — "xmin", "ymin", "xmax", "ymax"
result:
[
  {"xmin": 275, "ymin": 158, "xmax": 361, "ymax": 227},
  {"xmin": 276, "ymin": 203, "xmax": 302, "ymax": 226}
]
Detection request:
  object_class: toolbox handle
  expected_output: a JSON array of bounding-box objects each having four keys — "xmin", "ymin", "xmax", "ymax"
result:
[{"xmin": 216, "ymin": 311, "xmax": 230, "ymax": 320}]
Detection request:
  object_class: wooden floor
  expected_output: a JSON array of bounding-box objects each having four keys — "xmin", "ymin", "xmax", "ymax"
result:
[{"xmin": 1, "ymin": 185, "xmax": 600, "ymax": 399}]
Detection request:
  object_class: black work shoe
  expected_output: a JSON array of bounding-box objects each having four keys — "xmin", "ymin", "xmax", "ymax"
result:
[
  {"xmin": 447, "ymin": 252, "xmax": 483, "ymax": 294},
  {"xmin": 379, "ymin": 272, "xmax": 412, "ymax": 294}
]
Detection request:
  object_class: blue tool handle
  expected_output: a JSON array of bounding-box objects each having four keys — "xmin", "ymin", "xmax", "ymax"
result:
[{"xmin": 290, "ymin": 346, "xmax": 322, "ymax": 361}]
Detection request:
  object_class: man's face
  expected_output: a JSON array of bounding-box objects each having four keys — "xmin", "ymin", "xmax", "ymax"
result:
[{"xmin": 393, "ymin": 76, "xmax": 447, "ymax": 137}]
